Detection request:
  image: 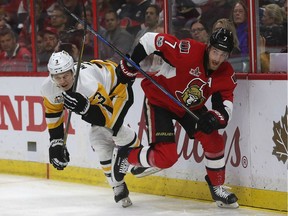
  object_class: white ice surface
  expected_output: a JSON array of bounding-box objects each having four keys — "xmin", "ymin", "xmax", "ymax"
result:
[{"xmin": 0, "ymin": 174, "xmax": 285, "ymax": 216}]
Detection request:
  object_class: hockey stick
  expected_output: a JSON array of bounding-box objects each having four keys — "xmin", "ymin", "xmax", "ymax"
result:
[
  {"xmin": 60, "ymin": 0, "xmax": 88, "ymax": 144},
  {"xmin": 60, "ymin": 5, "xmax": 199, "ymax": 121}
]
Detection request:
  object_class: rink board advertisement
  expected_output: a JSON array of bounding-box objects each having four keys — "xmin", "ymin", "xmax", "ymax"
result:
[{"xmin": 0, "ymin": 77, "xmax": 287, "ymax": 210}]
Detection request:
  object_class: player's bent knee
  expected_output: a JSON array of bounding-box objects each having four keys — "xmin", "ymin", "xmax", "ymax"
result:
[
  {"xmin": 195, "ymin": 131, "xmax": 224, "ymax": 153},
  {"xmin": 151, "ymin": 142, "xmax": 178, "ymax": 168},
  {"xmin": 154, "ymin": 156, "xmax": 177, "ymax": 168}
]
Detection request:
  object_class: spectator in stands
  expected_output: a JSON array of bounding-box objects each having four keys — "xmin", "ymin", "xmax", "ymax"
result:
[
  {"xmin": 259, "ymin": 35, "xmax": 270, "ymax": 73},
  {"xmin": 130, "ymin": 4, "xmax": 160, "ymax": 52},
  {"xmin": 0, "ymin": 27, "xmax": 32, "ymax": 72},
  {"xmin": 259, "ymin": 0, "xmax": 285, "ymax": 8},
  {"xmin": 96, "ymin": 0, "xmax": 112, "ymax": 29},
  {"xmin": 190, "ymin": 19, "xmax": 209, "ymax": 44},
  {"xmin": 17, "ymin": 0, "xmax": 57, "ymax": 17},
  {"xmin": 284, "ymin": 0, "xmax": 288, "ymax": 16},
  {"xmin": 231, "ymin": 0, "xmax": 249, "ymax": 57},
  {"xmin": 62, "ymin": 0, "xmax": 83, "ymax": 27},
  {"xmin": 75, "ymin": 22, "xmax": 94, "ymax": 48},
  {"xmin": 59, "ymin": 27, "xmax": 94, "ymax": 61},
  {"xmin": 18, "ymin": 0, "xmax": 47, "ymax": 51},
  {"xmin": 49, "ymin": 5, "xmax": 69, "ymax": 34},
  {"xmin": 36, "ymin": 32, "xmax": 45, "ymax": 55},
  {"xmin": 172, "ymin": 0, "xmax": 201, "ymax": 31},
  {"xmin": 110, "ymin": 0, "xmax": 126, "ymax": 12},
  {"xmin": 78, "ymin": 6, "xmax": 106, "ymax": 48},
  {"xmin": 118, "ymin": 0, "xmax": 151, "ymax": 36},
  {"xmin": 81, "ymin": 4, "xmax": 93, "ymax": 26},
  {"xmin": 200, "ymin": 0, "xmax": 232, "ymax": 30},
  {"xmin": 130, "ymin": 4, "xmax": 161, "ymax": 71},
  {"xmin": 172, "ymin": 28, "xmax": 191, "ymax": 40},
  {"xmin": 259, "ymin": 1, "xmax": 287, "ymax": 72},
  {"xmin": 100, "ymin": 9, "xmax": 134, "ymax": 63},
  {"xmin": 260, "ymin": 3, "xmax": 285, "ymax": 52},
  {"xmin": 0, "ymin": 1, "xmax": 21, "ymax": 34},
  {"xmin": 173, "ymin": 28, "xmax": 191, "ymax": 39},
  {"xmin": 0, "ymin": 16, "xmax": 11, "ymax": 31},
  {"xmin": 38, "ymin": 26, "xmax": 59, "ymax": 71}
]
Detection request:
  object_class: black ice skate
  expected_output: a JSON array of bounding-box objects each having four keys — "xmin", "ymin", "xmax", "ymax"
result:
[
  {"xmin": 111, "ymin": 146, "xmax": 130, "ymax": 183},
  {"xmin": 131, "ymin": 166, "xmax": 162, "ymax": 178},
  {"xmin": 113, "ymin": 182, "xmax": 132, "ymax": 208},
  {"xmin": 205, "ymin": 175, "xmax": 239, "ymax": 208}
]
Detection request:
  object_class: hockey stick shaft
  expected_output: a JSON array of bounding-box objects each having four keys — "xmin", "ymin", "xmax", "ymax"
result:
[
  {"xmin": 61, "ymin": 0, "xmax": 87, "ymax": 144},
  {"xmin": 61, "ymin": 6, "xmax": 199, "ymax": 121}
]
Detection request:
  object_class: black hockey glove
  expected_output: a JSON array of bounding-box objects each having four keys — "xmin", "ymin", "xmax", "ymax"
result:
[
  {"xmin": 49, "ymin": 139, "xmax": 70, "ymax": 170},
  {"xmin": 62, "ymin": 91, "xmax": 90, "ymax": 115},
  {"xmin": 197, "ymin": 110, "xmax": 227, "ymax": 134},
  {"xmin": 116, "ymin": 56, "xmax": 138, "ymax": 84}
]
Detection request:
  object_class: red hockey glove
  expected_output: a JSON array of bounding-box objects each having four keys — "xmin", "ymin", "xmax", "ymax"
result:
[
  {"xmin": 197, "ymin": 110, "xmax": 228, "ymax": 134},
  {"xmin": 116, "ymin": 56, "xmax": 138, "ymax": 84}
]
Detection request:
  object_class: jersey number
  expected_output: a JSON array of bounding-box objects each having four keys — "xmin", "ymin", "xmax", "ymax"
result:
[
  {"xmin": 165, "ymin": 40, "xmax": 177, "ymax": 49},
  {"xmin": 94, "ymin": 92, "xmax": 106, "ymax": 104}
]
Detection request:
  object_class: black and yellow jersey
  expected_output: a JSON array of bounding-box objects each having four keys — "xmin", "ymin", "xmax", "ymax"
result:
[{"xmin": 41, "ymin": 60, "xmax": 134, "ymax": 140}]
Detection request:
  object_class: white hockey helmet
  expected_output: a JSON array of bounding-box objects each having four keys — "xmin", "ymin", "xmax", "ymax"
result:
[{"xmin": 47, "ymin": 50, "xmax": 75, "ymax": 75}]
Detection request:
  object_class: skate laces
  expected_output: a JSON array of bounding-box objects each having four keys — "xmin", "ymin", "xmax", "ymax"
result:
[{"xmin": 213, "ymin": 185, "xmax": 232, "ymax": 199}]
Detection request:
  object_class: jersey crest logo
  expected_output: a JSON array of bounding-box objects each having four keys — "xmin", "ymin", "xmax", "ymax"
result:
[
  {"xmin": 179, "ymin": 40, "xmax": 190, "ymax": 54},
  {"xmin": 189, "ymin": 67, "xmax": 201, "ymax": 77},
  {"xmin": 54, "ymin": 95, "xmax": 64, "ymax": 103},
  {"xmin": 156, "ymin": 36, "xmax": 164, "ymax": 47},
  {"xmin": 175, "ymin": 78, "xmax": 206, "ymax": 108}
]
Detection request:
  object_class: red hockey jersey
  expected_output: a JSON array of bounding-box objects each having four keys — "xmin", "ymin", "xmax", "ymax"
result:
[{"xmin": 139, "ymin": 33, "xmax": 237, "ymax": 118}]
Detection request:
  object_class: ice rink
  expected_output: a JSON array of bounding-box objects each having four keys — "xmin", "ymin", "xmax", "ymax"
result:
[{"xmin": 0, "ymin": 174, "xmax": 285, "ymax": 216}]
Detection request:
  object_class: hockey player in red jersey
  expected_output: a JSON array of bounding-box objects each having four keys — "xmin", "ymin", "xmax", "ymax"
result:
[{"xmin": 112, "ymin": 28, "xmax": 239, "ymax": 208}]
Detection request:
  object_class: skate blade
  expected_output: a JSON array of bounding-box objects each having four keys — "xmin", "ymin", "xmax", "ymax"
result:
[
  {"xmin": 134, "ymin": 167, "xmax": 162, "ymax": 178},
  {"xmin": 121, "ymin": 197, "xmax": 132, "ymax": 208},
  {"xmin": 216, "ymin": 201, "xmax": 239, "ymax": 208}
]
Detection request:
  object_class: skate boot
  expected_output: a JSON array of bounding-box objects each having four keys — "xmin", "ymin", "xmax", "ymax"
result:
[
  {"xmin": 205, "ymin": 175, "xmax": 239, "ymax": 208},
  {"xmin": 113, "ymin": 182, "xmax": 132, "ymax": 208},
  {"xmin": 111, "ymin": 146, "xmax": 130, "ymax": 183},
  {"xmin": 131, "ymin": 166, "xmax": 162, "ymax": 178}
]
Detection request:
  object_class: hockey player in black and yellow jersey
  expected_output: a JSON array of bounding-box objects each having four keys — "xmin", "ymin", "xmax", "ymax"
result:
[{"xmin": 41, "ymin": 50, "xmax": 139, "ymax": 207}]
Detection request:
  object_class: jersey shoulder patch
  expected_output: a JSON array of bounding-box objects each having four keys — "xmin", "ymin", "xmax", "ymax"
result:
[
  {"xmin": 41, "ymin": 77, "xmax": 63, "ymax": 104},
  {"xmin": 156, "ymin": 35, "xmax": 164, "ymax": 47},
  {"xmin": 179, "ymin": 40, "xmax": 191, "ymax": 54}
]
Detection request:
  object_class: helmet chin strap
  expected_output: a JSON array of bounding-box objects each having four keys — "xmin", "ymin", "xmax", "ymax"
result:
[{"xmin": 66, "ymin": 85, "xmax": 73, "ymax": 92}]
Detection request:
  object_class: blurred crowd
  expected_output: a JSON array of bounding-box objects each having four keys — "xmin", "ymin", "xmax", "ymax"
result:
[{"xmin": 0, "ymin": 0, "xmax": 286, "ymax": 73}]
